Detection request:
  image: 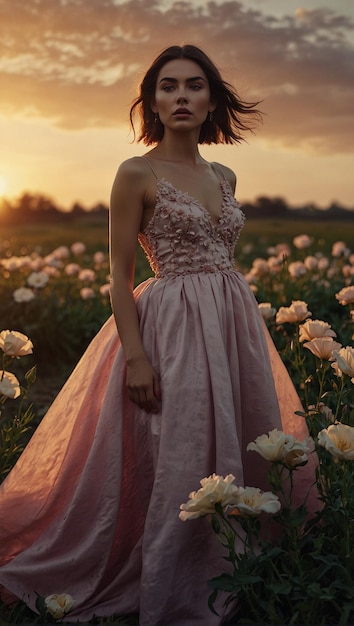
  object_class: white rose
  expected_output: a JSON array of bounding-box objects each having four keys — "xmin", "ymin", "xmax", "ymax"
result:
[
  {"xmin": 13, "ymin": 287, "xmax": 35, "ymax": 303},
  {"xmin": 27, "ymin": 271, "xmax": 49, "ymax": 288},
  {"xmin": 303, "ymin": 337, "xmax": 342, "ymax": 360},
  {"xmin": 78, "ymin": 268, "xmax": 96, "ymax": 282},
  {"xmin": 299, "ymin": 319, "xmax": 337, "ymax": 342},
  {"xmin": 230, "ymin": 486, "xmax": 281, "ymax": 517},
  {"xmin": 44, "ymin": 594, "xmax": 75, "ymax": 619},
  {"xmin": 247, "ymin": 428, "xmax": 287, "ymax": 461},
  {"xmin": 0, "ymin": 371, "xmax": 21, "ymax": 399},
  {"xmin": 318, "ymin": 423, "xmax": 354, "ymax": 461},
  {"xmin": 258, "ymin": 302, "xmax": 276, "ymax": 320},
  {"xmin": 332, "ymin": 346, "xmax": 354, "ymax": 382},
  {"xmin": 0, "ymin": 330, "xmax": 33, "ymax": 357},
  {"xmin": 179, "ymin": 474, "xmax": 240, "ymax": 521},
  {"xmin": 282, "ymin": 437, "xmax": 312, "ymax": 468}
]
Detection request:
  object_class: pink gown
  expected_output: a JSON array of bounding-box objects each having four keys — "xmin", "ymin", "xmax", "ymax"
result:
[{"xmin": 0, "ymin": 166, "xmax": 316, "ymax": 625}]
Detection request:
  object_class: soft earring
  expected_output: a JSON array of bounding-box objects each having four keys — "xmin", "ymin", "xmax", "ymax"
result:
[
  {"xmin": 154, "ymin": 113, "xmax": 159, "ymax": 123},
  {"xmin": 209, "ymin": 111, "xmax": 213, "ymax": 122}
]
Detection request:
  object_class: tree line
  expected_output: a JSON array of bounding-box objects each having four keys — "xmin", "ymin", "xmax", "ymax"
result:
[{"xmin": 0, "ymin": 192, "xmax": 353, "ymax": 226}]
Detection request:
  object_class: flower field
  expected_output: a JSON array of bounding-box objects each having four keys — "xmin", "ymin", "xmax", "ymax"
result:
[{"xmin": 0, "ymin": 215, "xmax": 353, "ymax": 624}]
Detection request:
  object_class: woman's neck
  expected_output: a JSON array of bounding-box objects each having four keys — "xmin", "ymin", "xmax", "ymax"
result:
[{"xmin": 149, "ymin": 132, "xmax": 204, "ymax": 166}]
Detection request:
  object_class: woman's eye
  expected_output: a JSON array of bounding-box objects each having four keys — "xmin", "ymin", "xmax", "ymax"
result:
[
  {"xmin": 162, "ymin": 85, "xmax": 174, "ymax": 92},
  {"xmin": 190, "ymin": 84, "xmax": 202, "ymax": 90}
]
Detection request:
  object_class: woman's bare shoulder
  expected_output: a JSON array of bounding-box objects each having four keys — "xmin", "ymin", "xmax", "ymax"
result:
[{"xmin": 115, "ymin": 156, "xmax": 151, "ymax": 180}]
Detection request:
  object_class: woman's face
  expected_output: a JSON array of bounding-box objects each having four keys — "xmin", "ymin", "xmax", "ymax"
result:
[{"xmin": 152, "ymin": 58, "xmax": 215, "ymax": 133}]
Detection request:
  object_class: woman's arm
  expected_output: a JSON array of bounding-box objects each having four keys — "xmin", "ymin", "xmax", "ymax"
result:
[{"xmin": 109, "ymin": 158, "xmax": 161, "ymax": 414}]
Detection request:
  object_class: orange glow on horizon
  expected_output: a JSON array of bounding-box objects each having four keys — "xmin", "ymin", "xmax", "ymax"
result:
[{"xmin": 0, "ymin": 175, "xmax": 7, "ymax": 197}]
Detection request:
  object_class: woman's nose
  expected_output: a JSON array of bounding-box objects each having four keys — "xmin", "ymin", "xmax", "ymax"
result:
[{"xmin": 177, "ymin": 94, "xmax": 188, "ymax": 104}]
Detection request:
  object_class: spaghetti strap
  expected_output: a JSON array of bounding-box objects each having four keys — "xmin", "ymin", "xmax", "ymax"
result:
[
  {"xmin": 211, "ymin": 162, "xmax": 227, "ymax": 182},
  {"xmin": 141, "ymin": 156, "xmax": 159, "ymax": 179}
]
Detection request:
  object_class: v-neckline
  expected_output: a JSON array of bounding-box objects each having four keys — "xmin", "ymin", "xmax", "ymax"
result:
[{"xmin": 157, "ymin": 177, "xmax": 229, "ymax": 228}]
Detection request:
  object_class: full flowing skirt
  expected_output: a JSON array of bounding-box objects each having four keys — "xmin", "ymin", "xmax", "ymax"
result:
[{"xmin": 0, "ymin": 270, "xmax": 317, "ymax": 625}]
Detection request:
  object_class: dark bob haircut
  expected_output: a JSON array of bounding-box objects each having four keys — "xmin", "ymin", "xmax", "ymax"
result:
[{"xmin": 129, "ymin": 44, "xmax": 262, "ymax": 145}]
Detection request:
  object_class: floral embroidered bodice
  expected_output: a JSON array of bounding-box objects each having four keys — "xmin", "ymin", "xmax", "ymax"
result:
[{"xmin": 138, "ymin": 178, "xmax": 245, "ymax": 278}]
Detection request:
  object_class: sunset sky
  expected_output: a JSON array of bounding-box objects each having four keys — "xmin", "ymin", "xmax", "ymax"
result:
[{"xmin": 1, "ymin": 0, "xmax": 353, "ymax": 210}]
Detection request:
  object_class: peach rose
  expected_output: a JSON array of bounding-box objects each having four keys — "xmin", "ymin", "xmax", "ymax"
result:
[
  {"xmin": 0, "ymin": 371, "xmax": 21, "ymax": 399},
  {"xmin": 276, "ymin": 300, "xmax": 312, "ymax": 324},
  {"xmin": 299, "ymin": 319, "xmax": 337, "ymax": 342},
  {"xmin": 0, "ymin": 330, "xmax": 33, "ymax": 357},
  {"xmin": 303, "ymin": 337, "xmax": 342, "ymax": 360}
]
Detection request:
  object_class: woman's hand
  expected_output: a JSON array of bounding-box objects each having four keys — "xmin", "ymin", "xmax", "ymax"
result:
[{"xmin": 126, "ymin": 355, "xmax": 161, "ymax": 414}]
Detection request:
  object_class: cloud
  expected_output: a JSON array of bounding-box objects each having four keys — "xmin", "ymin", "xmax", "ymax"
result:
[{"xmin": 1, "ymin": 0, "xmax": 353, "ymax": 153}]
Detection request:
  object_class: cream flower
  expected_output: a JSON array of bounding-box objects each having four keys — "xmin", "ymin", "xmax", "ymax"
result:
[
  {"xmin": 44, "ymin": 594, "xmax": 75, "ymax": 619},
  {"xmin": 276, "ymin": 300, "xmax": 312, "ymax": 324},
  {"xmin": 318, "ymin": 423, "xmax": 354, "ymax": 461},
  {"xmin": 51, "ymin": 245, "xmax": 70, "ymax": 260},
  {"xmin": 1, "ymin": 256, "xmax": 22, "ymax": 271},
  {"xmin": 251, "ymin": 258, "xmax": 269, "ymax": 276},
  {"xmin": 13, "ymin": 287, "xmax": 35, "ymax": 303},
  {"xmin": 331, "ymin": 346, "xmax": 354, "ymax": 382},
  {"xmin": 94, "ymin": 251, "xmax": 106, "ymax": 265},
  {"xmin": 99, "ymin": 283, "xmax": 111, "ymax": 297},
  {"xmin": 247, "ymin": 429, "xmax": 311, "ymax": 468},
  {"xmin": 304, "ymin": 256, "xmax": 318, "ymax": 270},
  {"xmin": 0, "ymin": 371, "xmax": 21, "ymax": 399},
  {"xmin": 308, "ymin": 402, "xmax": 335, "ymax": 422},
  {"xmin": 317, "ymin": 257, "xmax": 330, "ymax": 270},
  {"xmin": 303, "ymin": 337, "xmax": 342, "ymax": 360},
  {"xmin": 231, "ymin": 487, "xmax": 281, "ymax": 517},
  {"xmin": 78, "ymin": 268, "xmax": 96, "ymax": 282},
  {"xmin": 0, "ymin": 330, "xmax": 33, "ymax": 357},
  {"xmin": 27, "ymin": 271, "xmax": 49, "ymax": 288},
  {"xmin": 293, "ymin": 234, "xmax": 313, "ymax": 249},
  {"xmin": 80, "ymin": 287, "xmax": 95, "ymax": 300},
  {"xmin": 71, "ymin": 241, "xmax": 86, "ymax": 255},
  {"xmin": 179, "ymin": 474, "xmax": 240, "ymax": 521},
  {"xmin": 335, "ymin": 286, "xmax": 354, "ymax": 306},
  {"xmin": 331, "ymin": 241, "xmax": 350, "ymax": 258},
  {"xmin": 288, "ymin": 261, "xmax": 306, "ymax": 278},
  {"xmin": 247, "ymin": 428, "xmax": 287, "ymax": 461},
  {"xmin": 282, "ymin": 437, "xmax": 312, "ymax": 468},
  {"xmin": 258, "ymin": 302, "xmax": 276, "ymax": 320},
  {"xmin": 299, "ymin": 319, "xmax": 337, "ymax": 342},
  {"xmin": 64, "ymin": 263, "xmax": 81, "ymax": 276}
]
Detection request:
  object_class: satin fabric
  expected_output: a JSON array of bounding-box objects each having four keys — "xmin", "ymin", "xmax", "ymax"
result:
[{"xmin": 0, "ymin": 176, "xmax": 317, "ymax": 625}]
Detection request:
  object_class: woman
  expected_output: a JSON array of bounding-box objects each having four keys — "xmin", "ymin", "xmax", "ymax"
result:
[{"xmin": 0, "ymin": 45, "xmax": 314, "ymax": 625}]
